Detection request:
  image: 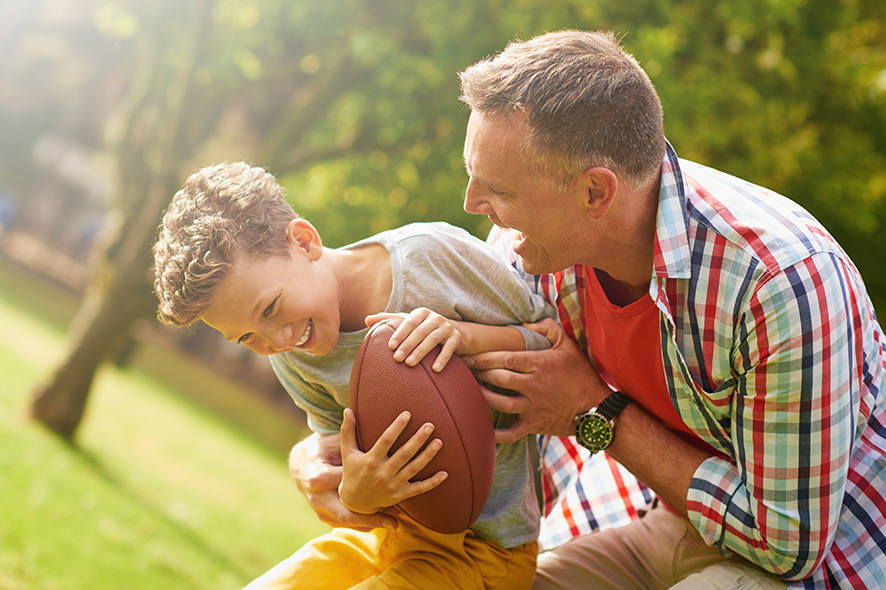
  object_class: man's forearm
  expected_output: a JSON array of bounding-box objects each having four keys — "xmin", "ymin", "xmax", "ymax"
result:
[
  {"xmin": 605, "ymin": 403, "xmax": 711, "ymax": 515},
  {"xmin": 288, "ymin": 432, "xmax": 399, "ymax": 530}
]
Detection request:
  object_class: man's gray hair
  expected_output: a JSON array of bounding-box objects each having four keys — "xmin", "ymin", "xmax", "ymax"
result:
[{"xmin": 459, "ymin": 30, "xmax": 665, "ymax": 185}]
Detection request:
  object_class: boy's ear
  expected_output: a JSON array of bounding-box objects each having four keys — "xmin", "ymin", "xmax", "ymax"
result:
[
  {"xmin": 580, "ymin": 167, "xmax": 618, "ymax": 219},
  {"xmin": 287, "ymin": 218, "xmax": 323, "ymax": 261}
]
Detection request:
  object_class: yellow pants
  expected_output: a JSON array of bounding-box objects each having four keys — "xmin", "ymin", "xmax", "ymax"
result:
[{"xmin": 244, "ymin": 513, "xmax": 538, "ymax": 590}]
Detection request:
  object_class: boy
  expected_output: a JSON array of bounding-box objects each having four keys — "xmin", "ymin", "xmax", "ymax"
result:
[{"xmin": 152, "ymin": 162, "xmax": 556, "ymax": 589}]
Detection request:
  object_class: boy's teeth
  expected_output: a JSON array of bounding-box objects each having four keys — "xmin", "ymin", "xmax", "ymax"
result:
[{"xmin": 295, "ymin": 320, "xmax": 312, "ymax": 346}]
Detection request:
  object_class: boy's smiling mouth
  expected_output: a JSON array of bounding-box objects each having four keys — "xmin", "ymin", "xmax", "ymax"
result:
[{"xmin": 294, "ymin": 319, "xmax": 312, "ymax": 348}]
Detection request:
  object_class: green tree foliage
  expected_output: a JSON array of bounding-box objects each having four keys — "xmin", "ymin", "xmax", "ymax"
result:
[
  {"xmin": 0, "ymin": 0, "xmax": 882, "ymax": 437},
  {"xmin": 255, "ymin": 0, "xmax": 886, "ymax": 309},
  {"xmin": 624, "ymin": 0, "xmax": 886, "ymax": 313}
]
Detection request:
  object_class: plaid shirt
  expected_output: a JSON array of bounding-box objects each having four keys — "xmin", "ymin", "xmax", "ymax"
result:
[
  {"xmin": 486, "ymin": 231, "xmax": 654, "ymax": 553},
  {"xmin": 488, "ymin": 143, "xmax": 886, "ymax": 588}
]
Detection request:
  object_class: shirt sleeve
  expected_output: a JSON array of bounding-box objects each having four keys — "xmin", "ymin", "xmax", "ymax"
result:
[
  {"xmin": 686, "ymin": 251, "xmax": 858, "ymax": 580},
  {"xmin": 398, "ymin": 224, "xmax": 557, "ymax": 348},
  {"xmin": 486, "ymin": 225, "xmax": 560, "ymax": 310},
  {"xmin": 269, "ymin": 354, "xmax": 342, "ymax": 435},
  {"xmin": 484, "ymin": 226, "xmax": 560, "ymax": 350}
]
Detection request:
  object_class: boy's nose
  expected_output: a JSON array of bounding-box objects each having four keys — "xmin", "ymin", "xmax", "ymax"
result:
[{"xmin": 268, "ymin": 325, "xmax": 292, "ymax": 352}]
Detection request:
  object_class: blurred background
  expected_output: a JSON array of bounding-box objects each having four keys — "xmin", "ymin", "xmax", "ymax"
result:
[{"xmin": 0, "ymin": 0, "xmax": 883, "ymax": 588}]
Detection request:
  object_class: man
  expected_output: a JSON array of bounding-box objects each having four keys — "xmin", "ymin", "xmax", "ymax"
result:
[{"xmin": 459, "ymin": 30, "xmax": 885, "ymax": 589}]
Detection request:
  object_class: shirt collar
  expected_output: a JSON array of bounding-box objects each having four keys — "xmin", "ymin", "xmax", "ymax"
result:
[{"xmin": 651, "ymin": 141, "xmax": 693, "ymax": 280}]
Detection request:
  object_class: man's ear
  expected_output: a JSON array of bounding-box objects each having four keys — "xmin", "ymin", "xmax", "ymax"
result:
[
  {"xmin": 287, "ymin": 218, "xmax": 323, "ymax": 261},
  {"xmin": 581, "ymin": 167, "xmax": 618, "ymax": 219}
]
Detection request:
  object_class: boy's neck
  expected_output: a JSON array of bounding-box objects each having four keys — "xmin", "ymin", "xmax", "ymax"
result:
[{"xmin": 328, "ymin": 244, "xmax": 392, "ymax": 332}]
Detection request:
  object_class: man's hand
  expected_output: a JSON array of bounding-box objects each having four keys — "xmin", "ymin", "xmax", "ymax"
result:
[
  {"xmin": 288, "ymin": 432, "xmax": 398, "ymax": 531},
  {"xmin": 464, "ymin": 318, "xmax": 609, "ymax": 443},
  {"xmin": 338, "ymin": 408, "xmax": 447, "ymax": 515}
]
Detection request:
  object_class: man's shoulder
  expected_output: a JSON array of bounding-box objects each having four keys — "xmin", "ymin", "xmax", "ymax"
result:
[{"xmin": 678, "ymin": 159, "xmax": 844, "ymax": 275}]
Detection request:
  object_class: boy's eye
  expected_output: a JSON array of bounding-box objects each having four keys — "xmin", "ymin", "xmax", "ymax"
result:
[
  {"xmin": 238, "ymin": 332, "xmax": 253, "ymax": 344},
  {"xmin": 262, "ymin": 298, "xmax": 278, "ymax": 318}
]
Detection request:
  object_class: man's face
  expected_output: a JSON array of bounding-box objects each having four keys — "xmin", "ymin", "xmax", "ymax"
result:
[
  {"xmin": 462, "ymin": 109, "xmax": 586, "ymax": 274},
  {"xmin": 201, "ymin": 244, "xmax": 340, "ymax": 357}
]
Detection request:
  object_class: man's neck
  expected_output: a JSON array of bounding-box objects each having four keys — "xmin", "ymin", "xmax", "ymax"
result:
[
  {"xmin": 592, "ymin": 173, "xmax": 660, "ymax": 295},
  {"xmin": 595, "ymin": 268, "xmax": 649, "ymax": 306}
]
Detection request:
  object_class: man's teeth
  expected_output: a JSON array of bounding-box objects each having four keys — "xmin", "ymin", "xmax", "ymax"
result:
[{"xmin": 294, "ymin": 320, "xmax": 312, "ymax": 347}]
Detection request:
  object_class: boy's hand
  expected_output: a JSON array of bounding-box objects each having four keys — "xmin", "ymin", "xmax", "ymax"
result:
[
  {"xmin": 288, "ymin": 433, "xmax": 398, "ymax": 531},
  {"xmin": 338, "ymin": 408, "xmax": 448, "ymax": 515},
  {"xmin": 365, "ymin": 308, "xmax": 466, "ymax": 372}
]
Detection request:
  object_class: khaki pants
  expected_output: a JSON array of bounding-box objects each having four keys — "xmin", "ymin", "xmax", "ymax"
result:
[
  {"xmin": 244, "ymin": 513, "xmax": 538, "ymax": 590},
  {"xmin": 533, "ymin": 502, "xmax": 786, "ymax": 589}
]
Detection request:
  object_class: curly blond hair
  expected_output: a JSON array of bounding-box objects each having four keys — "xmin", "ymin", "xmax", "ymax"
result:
[
  {"xmin": 152, "ymin": 162, "xmax": 297, "ymax": 326},
  {"xmin": 459, "ymin": 30, "xmax": 665, "ymax": 186}
]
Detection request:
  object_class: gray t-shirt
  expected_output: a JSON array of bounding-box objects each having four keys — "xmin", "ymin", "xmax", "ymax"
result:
[{"xmin": 270, "ymin": 222, "xmax": 555, "ymax": 548}]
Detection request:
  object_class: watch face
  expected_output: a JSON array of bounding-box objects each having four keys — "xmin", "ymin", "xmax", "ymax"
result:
[{"xmin": 576, "ymin": 413, "xmax": 613, "ymax": 452}]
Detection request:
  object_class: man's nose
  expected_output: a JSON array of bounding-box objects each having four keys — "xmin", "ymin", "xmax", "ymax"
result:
[{"xmin": 463, "ymin": 178, "xmax": 486, "ymax": 214}]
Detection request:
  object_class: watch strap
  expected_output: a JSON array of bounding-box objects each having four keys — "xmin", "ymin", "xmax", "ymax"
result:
[{"xmin": 595, "ymin": 390, "xmax": 631, "ymax": 420}]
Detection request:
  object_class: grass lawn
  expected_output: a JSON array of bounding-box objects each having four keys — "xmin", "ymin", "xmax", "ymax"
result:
[{"xmin": 0, "ymin": 261, "xmax": 330, "ymax": 589}]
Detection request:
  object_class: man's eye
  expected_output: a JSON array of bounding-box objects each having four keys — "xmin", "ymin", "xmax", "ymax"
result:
[{"xmin": 238, "ymin": 332, "xmax": 253, "ymax": 344}]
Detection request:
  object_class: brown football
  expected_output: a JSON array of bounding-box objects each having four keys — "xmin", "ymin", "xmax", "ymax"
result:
[{"xmin": 349, "ymin": 320, "xmax": 495, "ymax": 533}]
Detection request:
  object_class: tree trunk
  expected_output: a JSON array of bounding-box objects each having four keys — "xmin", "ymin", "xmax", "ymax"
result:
[
  {"xmin": 27, "ymin": 0, "xmax": 215, "ymax": 440},
  {"xmin": 28, "ymin": 267, "xmax": 151, "ymax": 438}
]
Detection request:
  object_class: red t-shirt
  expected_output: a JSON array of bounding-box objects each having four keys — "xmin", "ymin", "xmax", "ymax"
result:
[{"xmin": 581, "ymin": 266, "xmax": 718, "ymax": 456}]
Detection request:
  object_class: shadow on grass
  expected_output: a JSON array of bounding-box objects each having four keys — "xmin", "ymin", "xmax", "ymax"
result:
[{"xmin": 60, "ymin": 437, "xmax": 255, "ymax": 582}]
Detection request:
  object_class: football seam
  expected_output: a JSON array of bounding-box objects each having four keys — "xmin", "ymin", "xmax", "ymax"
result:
[
  {"xmin": 351, "ymin": 321, "xmax": 479, "ymax": 532},
  {"xmin": 417, "ymin": 358, "xmax": 476, "ymax": 526},
  {"xmin": 349, "ymin": 329, "xmax": 370, "ymax": 451}
]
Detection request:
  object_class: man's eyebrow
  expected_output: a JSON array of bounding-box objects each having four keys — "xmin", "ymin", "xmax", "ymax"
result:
[
  {"xmin": 474, "ymin": 172, "xmax": 506, "ymax": 193},
  {"xmin": 464, "ymin": 155, "xmax": 507, "ymax": 193},
  {"xmin": 462, "ymin": 160, "xmax": 486, "ymax": 184}
]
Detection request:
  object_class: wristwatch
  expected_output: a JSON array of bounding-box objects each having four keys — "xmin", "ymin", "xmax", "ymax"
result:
[{"xmin": 574, "ymin": 390, "xmax": 632, "ymax": 453}]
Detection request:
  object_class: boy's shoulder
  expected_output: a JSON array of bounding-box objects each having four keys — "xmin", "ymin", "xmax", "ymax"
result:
[
  {"xmin": 375, "ymin": 221, "xmax": 474, "ymax": 243},
  {"xmin": 362, "ymin": 222, "xmax": 489, "ymax": 256}
]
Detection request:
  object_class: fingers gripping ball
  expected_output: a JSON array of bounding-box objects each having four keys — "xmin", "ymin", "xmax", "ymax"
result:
[{"xmin": 349, "ymin": 320, "xmax": 495, "ymax": 533}]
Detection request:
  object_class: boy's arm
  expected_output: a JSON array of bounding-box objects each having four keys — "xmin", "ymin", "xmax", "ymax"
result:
[
  {"xmin": 366, "ymin": 308, "xmax": 527, "ymax": 373},
  {"xmin": 452, "ymin": 321, "xmax": 526, "ymax": 355}
]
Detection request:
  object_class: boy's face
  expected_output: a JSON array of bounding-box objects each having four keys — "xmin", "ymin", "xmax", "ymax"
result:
[{"xmin": 201, "ymin": 220, "xmax": 340, "ymax": 357}]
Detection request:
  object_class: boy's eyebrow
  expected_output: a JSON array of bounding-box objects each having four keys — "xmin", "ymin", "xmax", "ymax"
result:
[{"xmin": 232, "ymin": 295, "xmax": 270, "ymax": 343}]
